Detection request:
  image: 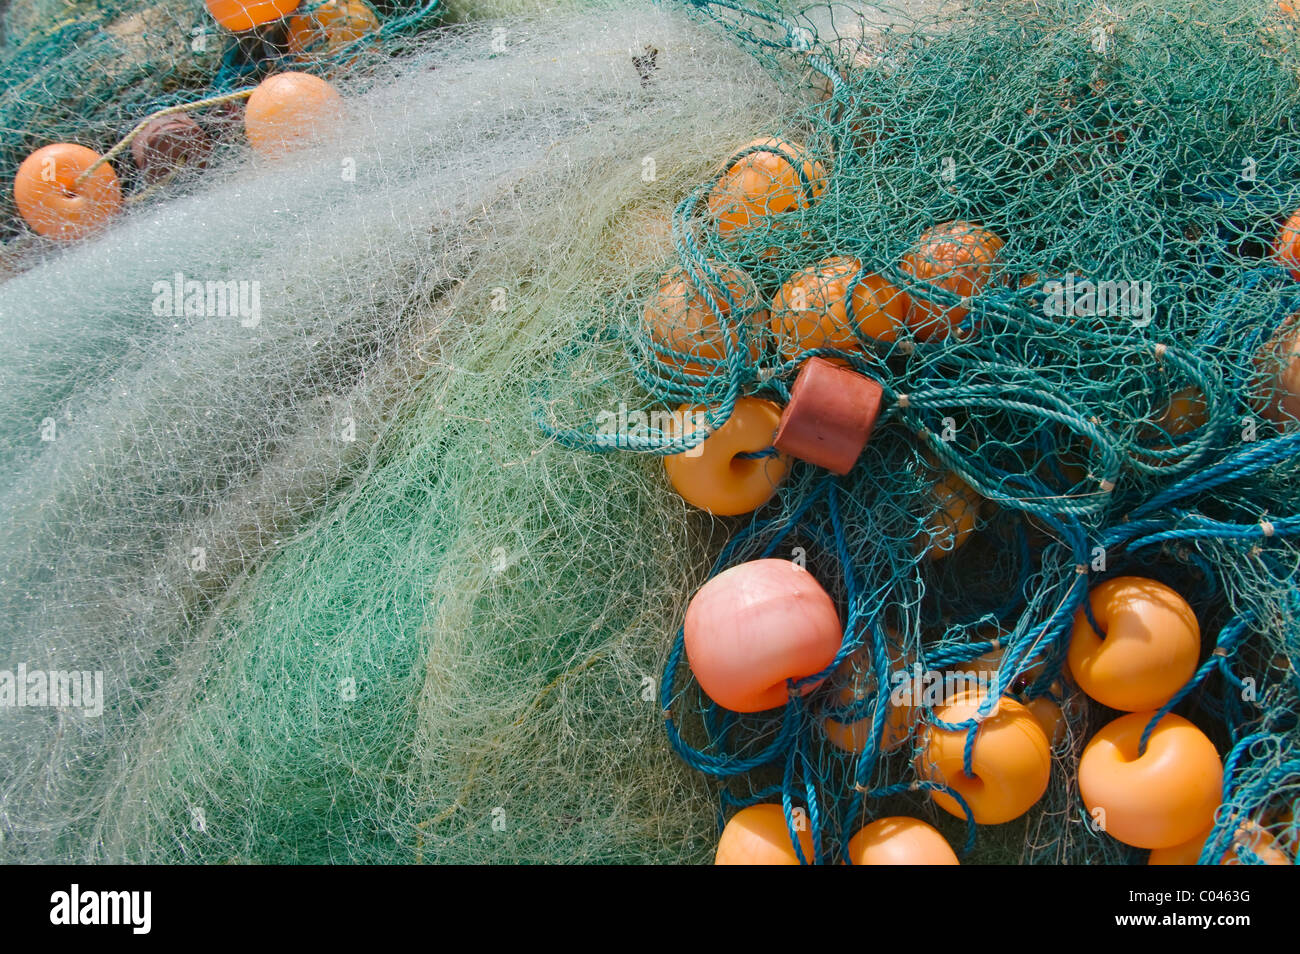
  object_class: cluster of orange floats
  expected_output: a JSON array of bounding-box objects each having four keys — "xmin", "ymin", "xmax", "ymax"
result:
[
  {"xmin": 698, "ymin": 560, "xmax": 1290, "ymax": 865},
  {"xmin": 10, "ymin": 0, "xmax": 375, "ymax": 242},
  {"xmin": 647, "ymin": 138, "xmax": 1295, "ymax": 864},
  {"xmin": 649, "ymin": 138, "xmax": 1300, "ymax": 524}
]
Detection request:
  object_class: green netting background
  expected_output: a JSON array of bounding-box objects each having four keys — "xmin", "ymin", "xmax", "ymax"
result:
[{"xmin": 1, "ymin": 0, "xmax": 1297, "ymax": 864}]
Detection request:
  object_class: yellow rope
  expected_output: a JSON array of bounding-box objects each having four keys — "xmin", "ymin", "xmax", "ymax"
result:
[{"xmin": 73, "ymin": 88, "xmax": 258, "ymax": 188}]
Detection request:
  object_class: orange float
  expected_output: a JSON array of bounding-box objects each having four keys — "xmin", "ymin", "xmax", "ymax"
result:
[
  {"xmin": 1275, "ymin": 209, "xmax": 1300, "ymax": 283},
  {"xmin": 916, "ymin": 690, "xmax": 1051, "ymax": 824},
  {"xmin": 1067, "ymin": 576, "xmax": 1200, "ymax": 712},
  {"xmin": 770, "ymin": 256, "xmax": 909, "ymax": 357},
  {"xmin": 244, "ymin": 72, "xmax": 345, "ymax": 157},
  {"xmin": 715, "ymin": 803, "xmax": 815, "ymax": 865},
  {"xmin": 13, "ymin": 143, "xmax": 123, "ymax": 241},
  {"xmin": 663, "ymin": 397, "xmax": 790, "ymax": 515},
  {"xmin": 823, "ymin": 644, "xmax": 916, "ymax": 753},
  {"xmin": 1079, "ymin": 711, "xmax": 1222, "ymax": 849},
  {"xmin": 287, "ymin": 0, "xmax": 380, "ymax": 60},
  {"xmin": 1153, "ymin": 386, "xmax": 1208, "ymax": 438},
  {"xmin": 706, "ymin": 138, "xmax": 827, "ymax": 242},
  {"xmin": 1253, "ymin": 313, "xmax": 1300, "ymax": 427},
  {"xmin": 1024, "ymin": 695, "xmax": 1066, "ymax": 747},
  {"xmin": 917, "ymin": 472, "xmax": 981, "ymax": 560},
  {"xmin": 899, "ymin": 220, "xmax": 1003, "ymax": 341},
  {"xmin": 1149, "ymin": 821, "xmax": 1293, "ymax": 865},
  {"xmin": 684, "ymin": 558, "xmax": 843, "ymax": 713},
  {"xmin": 205, "ymin": 0, "xmax": 300, "ymax": 32},
  {"xmin": 846, "ymin": 817, "xmax": 959, "ymax": 865},
  {"xmin": 642, "ymin": 263, "xmax": 765, "ymax": 376}
]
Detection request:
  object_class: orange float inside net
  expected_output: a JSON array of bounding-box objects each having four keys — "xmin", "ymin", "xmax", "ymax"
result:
[
  {"xmin": 1275, "ymin": 208, "xmax": 1300, "ymax": 283},
  {"xmin": 244, "ymin": 72, "xmax": 345, "ymax": 158},
  {"xmin": 916, "ymin": 690, "xmax": 1051, "ymax": 825},
  {"xmin": 1149, "ymin": 821, "xmax": 1293, "ymax": 865},
  {"xmin": 642, "ymin": 262, "xmax": 765, "ymax": 377},
  {"xmin": 1078, "ymin": 711, "xmax": 1222, "ymax": 850},
  {"xmin": 899, "ymin": 220, "xmax": 1003, "ymax": 341},
  {"xmin": 1253, "ymin": 313, "xmax": 1300, "ymax": 427},
  {"xmin": 1067, "ymin": 576, "xmax": 1200, "ymax": 712},
  {"xmin": 206, "ymin": 0, "xmax": 301, "ymax": 32},
  {"xmin": 917, "ymin": 471, "xmax": 982, "ymax": 560},
  {"xmin": 770, "ymin": 256, "xmax": 909, "ymax": 356},
  {"xmin": 823, "ymin": 643, "xmax": 916, "ymax": 754},
  {"xmin": 715, "ymin": 803, "xmax": 815, "ymax": 865},
  {"xmin": 706, "ymin": 137, "xmax": 827, "ymax": 242},
  {"xmin": 846, "ymin": 817, "xmax": 959, "ymax": 865},
  {"xmin": 14, "ymin": 143, "xmax": 123, "ymax": 242},
  {"xmin": 684, "ymin": 558, "xmax": 843, "ymax": 713},
  {"xmin": 287, "ymin": 0, "xmax": 380, "ymax": 59},
  {"xmin": 663, "ymin": 398, "xmax": 789, "ymax": 516}
]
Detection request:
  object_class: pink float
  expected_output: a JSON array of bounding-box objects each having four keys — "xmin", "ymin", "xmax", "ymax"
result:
[{"xmin": 684, "ymin": 558, "xmax": 843, "ymax": 712}]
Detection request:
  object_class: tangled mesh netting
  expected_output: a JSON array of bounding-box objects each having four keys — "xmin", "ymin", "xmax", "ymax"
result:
[
  {"xmin": 534, "ymin": 0, "xmax": 1300, "ymax": 863},
  {"xmin": 0, "ymin": 0, "xmax": 463, "ymax": 247},
  {"xmin": 0, "ymin": 2, "xmax": 794, "ymax": 863}
]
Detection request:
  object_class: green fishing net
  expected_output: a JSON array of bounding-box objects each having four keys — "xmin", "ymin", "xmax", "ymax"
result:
[{"xmin": 2, "ymin": 0, "xmax": 1298, "ymax": 866}]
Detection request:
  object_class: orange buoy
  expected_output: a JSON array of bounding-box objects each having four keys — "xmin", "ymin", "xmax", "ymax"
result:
[
  {"xmin": 1067, "ymin": 576, "xmax": 1200, "ymax": 712},
  {"xmin": 663, "ymin": 398, "xmax": 790, "ymax": 515},
  {"xmin": 14, "ymin": 143, "xmax": 123, "ymax": 242},
  {"xmin": 916, "ymin": 690, "xmax": 1051, "ymax": 824},
  {"xmin": 899, "ymin": 220, "xmax": 1003, "ymax": 341},
  {"xmin": 706, "ymin": 138, "xmax": 827, "ymax": 243},
  {"xmin": 1079, "ymin": 711, "xmax": 1222, "ymax": 849},
  {"xmin": 918, "ymin": 471, "xmax": 982, "ymax": 560},
  {"xmin": 244, "ymin": 72, "xmax": 345, "ymax": 157},
  {"xmin": 1275, "ymin": 208, "xmax": 1300, "ymax": 282},
  {"xmin": 1254, "ymin": 313, "xmax": 1300, "ymax": 427},
  {"xmin": 715, "ymin": 803, "xmax": 815, "ymax": 865},
  {"xmin": 846, "ymin": 817, "xmax": 959, "ymax": 865},
  {"xmin": 1024, "ymin": 695, "xmax": 1066, "ymax": 747},
  {"xmin": 770, "ymin": 256, "xmax": 909, "ymax": 356},
  {"xmin": 1153, "ymin": 386, "xmax": 1208, "ymax": 439},
  {"xmin": 684, "ymin": 559, "xmax": 842, "ymax": 713},
  {"xmin": 642, "ymin": 263, "xmax": 765, "ymax": 377},
  {"xmin": 205, "ymin": 0, "xmax": 301, "ymax": 32},
  {"xmin": 1149, "ymin": 821, "xmax": 1293, "ymax": 865},
  {"xmin": 286, "ymin": 0, "xmax": 380, "ymax": 60},
  {"xmin": 823, "ymin": 644, "xmax": 916, "ymax": 753}
]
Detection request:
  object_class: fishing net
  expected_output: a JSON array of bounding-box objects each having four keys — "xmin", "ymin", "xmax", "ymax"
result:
[
  {"xmin": 533, "ymin": 0, "xmax": 1300, "ymax": 863},
  {"xmin": 3, "ymin": 0, "xmax": 1299, "ymax": 867},
  {"xmin": 0, "ymin": 0, "xmax": 453, "ymax": 246},
  {"xmin": 0, "ymin": 2, "xmax": 794, "ymax": 863}
]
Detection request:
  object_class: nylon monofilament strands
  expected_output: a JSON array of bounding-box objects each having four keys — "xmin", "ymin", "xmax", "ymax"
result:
[
  {"xmin": 1, "ymin": 3, "xmax": 796, "ymax": 863},
  {"xmin": 536, "ymin": 0, "xmax": 1300, "ymax": 864}
]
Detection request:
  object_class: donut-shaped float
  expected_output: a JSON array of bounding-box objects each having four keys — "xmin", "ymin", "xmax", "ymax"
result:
[
  {"xmin": 1078, "ymin": 711, "xmax": 1222, "ymax": 850},
  {"xmin": 244, "ymin": 72, "xmax": 345, "ymax": 157},
  {"xmin": 663, "ymin": 398, "xmax": 789, "ymax": 515},
  {"xmin": 1067, "ymin": 576, "xmax": 1200, "ymax": 712},
  {"xmin": 14, "ymin": 143, "xmax": 123, "ymax": 241},
  {"xmin": 1149, "ymin": 821, "xmax": 1293, "ymax": 865},
  {"xmin": 684, "ymin": 558, "xmax": 842, "ymax": 713},
  {"xmin": 916, "ymin": 690, "xmax": 1051, "ymax": 824},
  {"xmin": 823, "ymin": 644, "xmax": 916, "ymax": 754},
  {"xmin": 715, "ymin": 803, "xmax": 815, "ymax": 865},
  {"xmin": 846, "ymin": 817, "xmax": 959, "ymax": 865}
]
